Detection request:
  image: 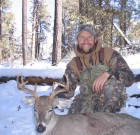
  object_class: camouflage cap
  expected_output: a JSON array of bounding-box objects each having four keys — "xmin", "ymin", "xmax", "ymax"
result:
[{"xmin": 76, "ymin": 24, "xmax": 96, "ymax": 38}]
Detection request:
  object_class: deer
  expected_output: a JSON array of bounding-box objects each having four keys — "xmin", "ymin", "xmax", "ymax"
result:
[{"xmin": 17, "ymin": 74, "xmax": 140, "ymax": 135}]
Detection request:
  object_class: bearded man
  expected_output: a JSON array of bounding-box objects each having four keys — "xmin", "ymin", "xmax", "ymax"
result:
[{"xmin": 56, "ymin": 24, "xmax": 134, "ymax": 114}]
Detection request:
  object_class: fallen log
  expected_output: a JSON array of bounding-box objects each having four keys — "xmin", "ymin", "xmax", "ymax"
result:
[
  {"xmin": 128, "ymin": 104, "xmax": 140, "ymax": 108},
  {"xmin": 0, "ymin": 76, "xmax": 60, "ymax": 85},
  {"xmin": 134, "ymin": 74, "xmax": 140, "ymax": 83},
  {"xmin": 130, "ymin": 94, "xmax": 140, "ymax": 98},
  {"xmin": 0, "ymin": 68, "xmax": 64, "ymax": 85}
]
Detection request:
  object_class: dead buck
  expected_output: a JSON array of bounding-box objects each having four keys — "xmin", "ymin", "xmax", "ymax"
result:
[{"xmin": 17, "ymin": 74, "xmax": 140, "ymax": 135}]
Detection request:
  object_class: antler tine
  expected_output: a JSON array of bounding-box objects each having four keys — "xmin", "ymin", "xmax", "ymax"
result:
[
  {"xmin": 56, "ymin": 73, "xmax": 69, "ymax": 90},
  {"xmin": 50, "ymin": 73, "xmax": 69, "ymax": 99},
  {"xmin": 17, "ymin": 74, "xmax": 38, "ymax": 100}
]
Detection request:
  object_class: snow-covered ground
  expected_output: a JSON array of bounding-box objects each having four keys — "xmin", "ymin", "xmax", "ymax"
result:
[{"xmin": 0, "ymin": 53, "xmax": 140, "ymax": 135}]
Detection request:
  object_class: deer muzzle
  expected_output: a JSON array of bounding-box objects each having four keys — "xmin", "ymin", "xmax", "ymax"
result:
[{"xmin": 36, "ymin": 124, "xmax": 46, "ymax": 133}]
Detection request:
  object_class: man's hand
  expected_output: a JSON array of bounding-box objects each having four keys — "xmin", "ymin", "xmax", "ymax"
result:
[{"xmin": 92, "ymin": 72, "xmax": 110, "ymax": 93}]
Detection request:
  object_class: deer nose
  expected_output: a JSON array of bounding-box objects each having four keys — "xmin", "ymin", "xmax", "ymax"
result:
[{"xmin": 36, "ymin": 124, "xmax": 46, "ymax": 133}]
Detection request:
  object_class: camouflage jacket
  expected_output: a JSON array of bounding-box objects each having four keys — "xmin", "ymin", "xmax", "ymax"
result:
[{"xmin": 57, "ymin": 48, "xmax": 134, "ymax": 98}]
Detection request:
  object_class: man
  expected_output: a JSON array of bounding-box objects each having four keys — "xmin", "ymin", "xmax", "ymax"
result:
[{"xmin": 57, "ymin": 24, "xmax": 134, "ymax": 114}]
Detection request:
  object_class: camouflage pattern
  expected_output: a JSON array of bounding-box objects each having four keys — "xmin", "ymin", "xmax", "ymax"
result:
[
  {"xmin": 79, "ymin": 64, "xmax": 109, "ymax": 95},
  {"xmin": 57, "ymin": 50, "xmax": 134, "ymax": 114},
  {"xmin": 69, "ymin": 65, "xmax": 127, "ymax": 114},
  {"xmin": 108, "ymin": 51, "xmax": 134, "ymax": 87}
]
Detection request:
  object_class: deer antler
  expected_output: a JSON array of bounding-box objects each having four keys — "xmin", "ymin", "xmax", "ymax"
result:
[
  {"xmin": 49, "ymin": 73, "xmax": 69, "ymax": 100},
  {"xmin": 17, "ymin": 74, "xmax": 38, "ymax": 100}
]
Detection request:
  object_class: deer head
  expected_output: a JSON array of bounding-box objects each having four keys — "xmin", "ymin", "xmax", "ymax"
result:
[{"xmin": 17, "ymin": 74, "xmax": 70, "ymax": 134}]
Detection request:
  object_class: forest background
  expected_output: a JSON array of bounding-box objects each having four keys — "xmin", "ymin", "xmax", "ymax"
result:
[{"xmin": 0, "ymin": 0, "xmax": 140, "ymax": 66}]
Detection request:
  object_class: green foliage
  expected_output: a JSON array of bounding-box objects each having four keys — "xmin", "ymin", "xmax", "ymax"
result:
[
  {"xmin": 62, "ymin": 0, "xmax": 79, "ymax": 48},
  {"xmin": 128, "ymin": 21, "xmax": 140, "ymax": 44},
  {"xmin": 38, "ymin": 0, "xmax": 51, "ymax": 32},
  {"xmin": 62, "ymin": 0, "xmax": 140, "ymax": 53},
  {"xmin": 0, "ymin": 0, "xmax": 11, "ymax": 10},
  {"xmin": 0, "ymin": 0, "xmax": 17, "ymax": 61}
]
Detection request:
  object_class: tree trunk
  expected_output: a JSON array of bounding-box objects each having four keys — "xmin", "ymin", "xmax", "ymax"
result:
[
  {"xmin": 0, "ymin": 0, "xmax": 2, "ymax": 62},
  {"xmin": 32, "ymin": 0, "xmax": 38, "ymax": 60},
  {"xmin": 22, "ymin": 0, "xmax": 28, "ymax": 65},
  {"xmin": 119, "ymin": 0, "xmax": 127, "ymax": 47},
  {"xmin": 35, "ymin": 17, "xmax": 39, "ymax": 58},
  {"xmin": 52, "ymin": 0, "xmax": 62, "ymax": 65},
  {"xmin": 79, "ymin": 0, "xmax": 86, "ymax": 17}
]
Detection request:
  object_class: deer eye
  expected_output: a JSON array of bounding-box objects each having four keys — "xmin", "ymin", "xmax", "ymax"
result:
[{"xmin": 48, "ymin": 108, "xmax": 53, "ymax": 112}]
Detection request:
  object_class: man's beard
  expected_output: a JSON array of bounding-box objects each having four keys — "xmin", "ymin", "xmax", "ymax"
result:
[{"xmin": 77, "ymin": 45, "xmax": 95, "ymax": 54}]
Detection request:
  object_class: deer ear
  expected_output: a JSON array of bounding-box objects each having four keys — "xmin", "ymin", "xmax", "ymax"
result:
[{"xmin": 23, "ymin": 96, "xmax": 35, "ymax": 106}]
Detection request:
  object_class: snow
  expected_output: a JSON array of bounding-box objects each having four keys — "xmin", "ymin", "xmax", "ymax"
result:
[
  {"xmin": 0, "ymin": 61, "xmax": 66, "ymax": 78},
  {"xmin": 0, "ymin": 53, "xmax": 140, "ymax": 135}
]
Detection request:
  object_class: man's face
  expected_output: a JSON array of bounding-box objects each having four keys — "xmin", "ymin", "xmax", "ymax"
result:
[{"xmin": 77, "ymin": 31, "xmax": 96, "ymax": 54}]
